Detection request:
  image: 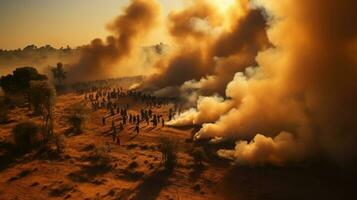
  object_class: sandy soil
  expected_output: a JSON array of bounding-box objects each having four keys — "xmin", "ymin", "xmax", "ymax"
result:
[{"xmin": 0, "ymin": 93, "xmax": 355, "ymax": 200}]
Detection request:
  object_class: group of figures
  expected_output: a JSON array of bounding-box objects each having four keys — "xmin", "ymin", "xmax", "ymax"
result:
[{"xmin": 82, "ymin": 86, "xmax": 180, "ymax": 145}]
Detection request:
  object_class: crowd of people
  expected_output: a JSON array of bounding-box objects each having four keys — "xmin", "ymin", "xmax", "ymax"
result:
[{"xmin": 82, "ymin": 86, "xmax": 180, "ymax": 145}]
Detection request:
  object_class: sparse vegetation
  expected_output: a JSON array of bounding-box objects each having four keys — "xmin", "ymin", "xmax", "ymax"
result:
[
  {"xmin": 65, "ymin": 102, "xmax": 90, "ymax": 134},
  {"xmin": 29, "ymin": 80, "xmax": 57, "ymax": 145},
  {"xmin": 7, "ymin": 169, "xmax": 32, "ymax": 182},
  {"xmin": 86, "ymin": 145, "xmax": 112, "ymax": 168},
  {"xmin": 0, "ymin": 98, "xmax": 8, "ymax": 124},
  {"xmin": 191, "ymin": 147, "xmax": 205, "ymax": 166},
  {"xmin": 52, "ymin": 133, "xmax": 65, "ymax": 153},
  {"xmin": 12, "ymin": 121, "xmax": 40, "ymax": 152},
  {"xmin": 49, "ymin": 183, "xmax": 74, "ymax": 197},
  {"xmin": 158, "ymin": 137, "xmax": 178, "ymax": 171},
  {"xmin": 0, "ymin": 67, "xmax": 47, "ymax": 109},
  {"xmin": 29, "ymin": 80, "xmax": 56, "ymax": 114},
  {"xmin": 51, "ymin": 62, "xmax": 67, "ymax": 85}
]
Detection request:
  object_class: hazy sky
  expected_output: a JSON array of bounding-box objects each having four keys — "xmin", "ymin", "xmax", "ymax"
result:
[{"xmin": 0, "ymin": 0, "xmax": 184, "ymax": 50}]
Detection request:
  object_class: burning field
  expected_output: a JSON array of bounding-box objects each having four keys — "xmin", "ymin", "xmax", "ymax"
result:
[{"xmin": 0, "ymin": 0, "xmax": 357, "ymax": 199}]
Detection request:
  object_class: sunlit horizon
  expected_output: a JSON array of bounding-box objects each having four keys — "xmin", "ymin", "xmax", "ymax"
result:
[{"xmin": 0, "ymin": 0, "xmax": 185, "ymax": 50}]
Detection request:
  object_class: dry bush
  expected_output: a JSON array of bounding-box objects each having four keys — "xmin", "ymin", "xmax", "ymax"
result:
[
  {"xmin": 29, "ymin": 80, "xmax": 56, "ymax": 115},
  {"xmin": 86, "ymin": 145, "xmax": 112, "ymax": 168},
  {"xmin": 52, "ymin": 133, "xmax": 65, "ymax": 153},
  {"xmin": 191, "ymin": 147, "xmax": 206, "ymax": 166},
  {"xmin": 12, "ymin": 121, "xmax": 40, "ymax": 152},
  {"xmin": 0, "ymin": 98, "xmax": 8, "ymax": 124},
  {"xmin": 158, "ymin": 137, "xmax": 178, "ymax": 171},
  {"xmin": 65, "ymin": 102, "xmax": 90, "ymax": 134}
]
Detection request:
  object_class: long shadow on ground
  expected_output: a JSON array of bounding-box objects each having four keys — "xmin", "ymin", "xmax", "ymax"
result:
[
  {"xmin": 131, "ymin": 169, "xmax": 172, "ymax": 200},
  {"xmin": 218, "ymin": 163, "xmax": 357, "ymax": 200}
]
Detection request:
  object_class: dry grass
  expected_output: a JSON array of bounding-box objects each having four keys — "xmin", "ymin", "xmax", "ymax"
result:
[{"xmin": 0, "ymin": 92, "xmax": 355, "ymax": 200}]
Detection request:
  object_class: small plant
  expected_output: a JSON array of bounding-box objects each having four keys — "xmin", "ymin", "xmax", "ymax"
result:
[
  {"xmin": 29, "ymin": 80, "xmax": 56, "ymax": 144},
  {"xmin": 0, "ymin": 67, "xmax": 47, "ymax": 109},
  {"xmin": 158, "ymin": 137, "xmax": 178, "ymax": 171},
  {"xmin": 29, "ymin": 80, "xmax": 56, "ymax": 115},
  {"xmin": 191, "ymin": 147, "xmax": 205, "ymax": 166},
  {"xmin": 87, "ymin": 145, "xmax": 112, "ymax": 168},
  {"xmin": 0, "ymin": 99, "xmax": 8, "ymax": 124},
  {"xmin": 52, "ymin": 133, "xmax": 65, "ymax": 153},
  {"xmin": 66, "ymin": 102, "xmax": 90, "ymax": 134},
  {"xmin": 12, "ymin": 121, "xmax": 40, "ymax": 152}
]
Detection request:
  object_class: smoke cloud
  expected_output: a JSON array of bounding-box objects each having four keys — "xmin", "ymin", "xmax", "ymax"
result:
[
  {"xmin": 217, "ymin": 132, "xmax": 305, "ymax": 166},
  {"xmin": 67, "ymin": 0, "xmax": 160, "ymax": 82},
  {"xmin": 145, "ymin": 0, "xmax": 269, "ymax": 96},
  {"xmin": 171, "ymin": 0, "xmax": 357, "ymax": 165}
]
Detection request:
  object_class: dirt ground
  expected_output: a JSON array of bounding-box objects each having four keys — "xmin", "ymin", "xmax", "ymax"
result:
[{"xmin": 0, "ymin": 93, "xmax": 356, "ymax": 200}]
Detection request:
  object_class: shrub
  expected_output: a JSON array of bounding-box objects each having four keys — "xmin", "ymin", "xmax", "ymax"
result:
[
  {"xmin": 12, "ymin": 121, "xmax": 40, "ymax": 152},
  {"xmin": 0, "ymin": 67, "xmax": 47, "ymax": 109},
  {"xmin": 66, "ymin": 102, "xmax": 90, "ymax": 134},
  {"xmin": 28, "ymin": 80, "xmax": 56, "ymax": 145},
  {"xmin": 0, "ymin": 98, "xmax": 8, "ymax": 124},
  {"xmin": 29, "ymin": 80, "xmax": 56, "ymax": 115},
  {"xmin": 87, "ymin": 145, "xmax": 112, "ymax": 168},
  {"xmin": 191, "ymin": 147, "xmax": 205, "ymax": 166},
  {"xmin": 52, "ymin": 133, "xmax": 65, "ymax": 153},
  {"xmin": 158, "ymin": 137, "xmax": 178, "ymax": 171}
]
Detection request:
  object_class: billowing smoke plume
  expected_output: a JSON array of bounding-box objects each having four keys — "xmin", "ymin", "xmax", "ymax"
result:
[
  {"xmin": 145, "ymin": 0, "xmax": 269, "ymax": 97},
  {"xmin": 171, "ymin": 0, "xmax": 357, "ymax": 165},
  {"xmin": 147, "ymin": 0, "xmax": 219, "ymax": 89},
  {"xmin": 68, "ymin": 0, "xmax": 160, "ymax": 82}
]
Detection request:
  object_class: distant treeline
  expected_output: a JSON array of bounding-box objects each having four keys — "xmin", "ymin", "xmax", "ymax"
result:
[
  {"xmin": 0, "ymin": 43, "xmax": 169, "ymax": 77},
  {"xmin": 0, "ymin": 45, "xmax": 81, "ymax": 76}
]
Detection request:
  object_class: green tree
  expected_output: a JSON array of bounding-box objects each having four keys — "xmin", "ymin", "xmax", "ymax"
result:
[{"xmin": 0, "ymin": 67, "xmax": 47, "ymax": 109}]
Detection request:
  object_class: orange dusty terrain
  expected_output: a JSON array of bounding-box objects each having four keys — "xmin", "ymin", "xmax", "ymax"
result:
[{"xmin": 0, "ymin": 93, "xmax": 355, "ymax": 200}]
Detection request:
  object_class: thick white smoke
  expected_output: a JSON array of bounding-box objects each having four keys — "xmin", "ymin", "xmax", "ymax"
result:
[{"xmin": 169, "ymin": 0, "xmax": 357, "ymax": 165}]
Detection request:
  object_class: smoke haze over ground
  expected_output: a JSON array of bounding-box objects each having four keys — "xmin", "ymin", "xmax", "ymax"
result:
[
  {"xmin": 64, "ymin": 0, "xmax": 355, "ymax": 166},
  {"xmin": 168, "ymin": 0, "xmax": 357, "ymax": 165},
  {"xmin": 0, "ymin": 45, "xmax": 80, "ymax": 76},
  {"xmin": 145, "ymin": 0, "xmax": 269, "ymax": 98},
  {"xmin": 67, "ymin": 0, "xmax": 161, "ymax": 82},
  {"xmin": 2, "ymin": 0, "xmax": 357, "ymax": 166}
]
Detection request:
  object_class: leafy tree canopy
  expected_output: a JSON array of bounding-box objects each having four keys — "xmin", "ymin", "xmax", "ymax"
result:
[{"xmin": 0, "ymin": 66, "xmax": 47, "ymax": 94}]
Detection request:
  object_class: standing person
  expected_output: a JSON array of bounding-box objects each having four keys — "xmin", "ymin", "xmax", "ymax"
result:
[
  {"xmin": 161, "ymin": 118, "xmax": 165, "ymax": 127},
  {"xmin": 117, "ymin": 135, "xmax": 121, "ymax": 145},
  {"xmin": 111, "ymin": 108, "xmax": 115, "ymax": 116},
  {"xmin": 168, "ymin": 108, "xmax": 173, "ymax": 121},
  {"xmin": 119, "ymin": 122, "xmax": 124, "ymax": 131},
  {"xmin": 152, "ymin": 115, "xmax": 157, "ymax": 127},
  {"xmin": 146, "ymin": 116, "xmax": 150, "ymax": 126},
  {"xmin": 123, "ymin": 116, "xmax": 127, "ymax": 125},
  {"xmin": 133, "ymin": 116, "xmax": 136, "ymax": 124},
  {"xmin": 102, "ymin": 117, "xmax": 106, "ymax": 126},
  {"xmin": 112, "ymin": 125, "xmax": 117, "ymax": 142},
  {"xmin": 148, "ymin": 109, "xmax": 152, "ymax": 118},
  {"xmin": 134, "ymin": 123, "xmax": 140, "ymax": 134}
]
